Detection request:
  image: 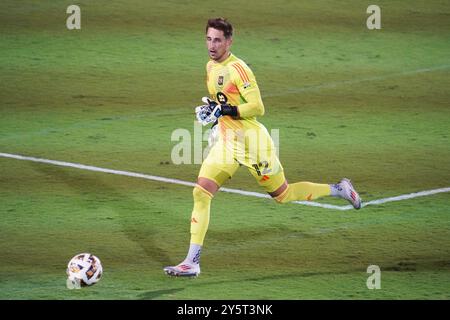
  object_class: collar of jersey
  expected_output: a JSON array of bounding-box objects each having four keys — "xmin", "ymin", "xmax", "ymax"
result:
[{"xmin": 211, "ymin": 52, "xmax": 234, "ymax": 66}]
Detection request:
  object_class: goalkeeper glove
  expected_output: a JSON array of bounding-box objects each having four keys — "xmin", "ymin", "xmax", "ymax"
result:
[{"xmin": 195, "ymin": 97, "xmax": 238, "ymax": 126}]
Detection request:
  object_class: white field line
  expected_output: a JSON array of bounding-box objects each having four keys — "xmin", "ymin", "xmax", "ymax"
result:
[
  {"xmin": 1, "ymin": 152, "xmax": 449, "ymax": 211},
  {"xmin": 264, "ymin": 64, "xmax": 450, "ymax": 98}
]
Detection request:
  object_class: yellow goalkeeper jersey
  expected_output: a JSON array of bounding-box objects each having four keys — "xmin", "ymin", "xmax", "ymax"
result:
[{"xmin": 206, "ymin": 53, "xmax": 276, "ymax": 165}]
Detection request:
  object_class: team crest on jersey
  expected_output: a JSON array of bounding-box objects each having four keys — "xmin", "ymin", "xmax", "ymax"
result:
[
  {"xmin": 243, "ymin": 81, "xmax": 251, "ymax": 89},
  {"xmin": 218, "ymin": 76, "xmax": 224, "ymax": 86}
]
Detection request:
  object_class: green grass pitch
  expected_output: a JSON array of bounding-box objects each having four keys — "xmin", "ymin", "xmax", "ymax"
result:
[{"xmin": 0, "ymin": 0, "xmax": 449, "ymax": 299}]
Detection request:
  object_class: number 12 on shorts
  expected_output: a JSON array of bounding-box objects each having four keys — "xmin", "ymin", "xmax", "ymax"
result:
[{"xmin": 252, "ymin": 161, "xmax": 271, "ymax": 176}]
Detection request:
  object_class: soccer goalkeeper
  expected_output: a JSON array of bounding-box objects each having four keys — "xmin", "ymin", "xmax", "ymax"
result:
[{"xmin": 164, "ymin": 18, "xmax": 362, "ymax": 277}]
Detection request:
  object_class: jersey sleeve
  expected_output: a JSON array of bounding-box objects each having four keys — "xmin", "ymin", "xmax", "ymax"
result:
[{"xmin": 229, "ymin": 62, "xmax": 265, "ymax": 118}]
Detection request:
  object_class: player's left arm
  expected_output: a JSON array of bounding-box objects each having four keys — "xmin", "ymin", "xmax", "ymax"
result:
[{"xmin": 228, "ymin": 62, "xmax": 265, "ymax": 118}]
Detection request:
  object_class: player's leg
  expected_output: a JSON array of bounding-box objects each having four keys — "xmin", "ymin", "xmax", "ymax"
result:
[
  {"xmin": 256, "ymin": 171, "xmax": 361, "ymax": 209},
  {"xmin": 164, "ymin": 144, "xmax": 239, "ymax": 277},
  {"xmin": 190, "ymin": 167, "xmax": 234, "ymax": 247},
  {"xmin": 248, "ymin": 155, "xmax": 361, "ymax": 209},
  {"xmin": 163, "ymin": 165, "xmax": 237, "ymax": 277},
  {"xmin": 268, "ymin": 174, "xmax": 332, "ymax": 202},
  {"xmin": 250, "ymin": 168, "xmax": 332, "ymax": 201}
]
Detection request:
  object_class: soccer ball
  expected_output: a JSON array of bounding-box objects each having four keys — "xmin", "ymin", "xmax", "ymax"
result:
[{"xmin": 66, "ymin": 253, "xmax": 103, "ymax": 289}]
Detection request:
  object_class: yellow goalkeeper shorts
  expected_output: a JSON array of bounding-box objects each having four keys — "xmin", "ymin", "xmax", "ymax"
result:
[{"xmin": 198, "ymin": 140, "xmax": 285, "ymax": 193}]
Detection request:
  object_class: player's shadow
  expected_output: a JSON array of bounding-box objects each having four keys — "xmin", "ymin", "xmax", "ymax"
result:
[
  {"xmin": 32, "ymin": 163, "xmax": 173, "ymax": 265},
  {"xmin": 137, "ymin": 288, "xmax": 185, "ymax": 300}
]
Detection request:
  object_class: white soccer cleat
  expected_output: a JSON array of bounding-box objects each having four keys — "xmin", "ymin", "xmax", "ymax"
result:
[
  {"xmin": 338, "ymin": 178, "xmax": 362, "ymax": 209},
  {"xmin": 163, "ymin": 262, "xmax": 200, "ymax": 277}
]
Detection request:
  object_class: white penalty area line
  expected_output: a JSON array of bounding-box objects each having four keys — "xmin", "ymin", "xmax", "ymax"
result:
[{"xmin": 1, "ymin": 152, "xmax": 449, "ymax": 211}]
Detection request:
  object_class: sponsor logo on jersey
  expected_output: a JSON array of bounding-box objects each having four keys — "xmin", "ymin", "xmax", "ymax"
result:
[{"xmin": 216, "ymin": 92, "xmax": 228, "ymax": 104}]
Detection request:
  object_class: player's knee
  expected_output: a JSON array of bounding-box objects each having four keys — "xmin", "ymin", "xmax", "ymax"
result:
[
  {"xmin": 265, "ymin": 178, "xmax": 289, "ymax": 204},
  {"xmin": 271, "ymin": 190, "xmax": 289, "ymax": 204},
  {"xmin": 193, "ymin": 185, "xmax": 213, "ymax": 200},
  {"xmin": 270, "ymin": 184, "xmax": 290, "ymax": 204},
  {"xmin": 273, "ymin": 195, "xmax": 288, "ymax": 204}
]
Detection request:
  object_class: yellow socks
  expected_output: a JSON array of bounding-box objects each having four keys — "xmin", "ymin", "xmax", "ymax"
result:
[
  {"xmin": 275, "ymin": 182, "xmax": 331, "ymax": 204},
  {"xmin": 190, "ymin": 185, "xmax": 213, "ymax": 245}
]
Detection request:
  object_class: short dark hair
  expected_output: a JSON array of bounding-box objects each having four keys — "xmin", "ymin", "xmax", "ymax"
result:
[{"xmin": 206, "ymin": 18, "xmax": 233, "ymax": 38}]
